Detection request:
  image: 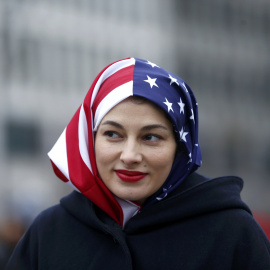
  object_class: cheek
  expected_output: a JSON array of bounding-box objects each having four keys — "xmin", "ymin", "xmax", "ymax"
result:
[
  {"xmin": 95, "ymin": 142, "xmax": 118, "ymax": 168},
  {"xmin": 149, "ymin": 145, "xmax": 176, "ymax": 167}
]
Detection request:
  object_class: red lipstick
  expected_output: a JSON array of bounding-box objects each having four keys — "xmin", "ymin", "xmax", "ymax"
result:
[{"xmin": 115, "ymin": 170, "xmax": 147, "ymax": 183}]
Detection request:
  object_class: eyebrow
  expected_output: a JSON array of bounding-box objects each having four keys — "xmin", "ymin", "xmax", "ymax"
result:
[
  {"xmin": 101, "ymin": 121, "xmax": 123, "ymax": 129},
  {"xmin": 101, "ymin": 120, "xmax": 168, "ymax": 131}
]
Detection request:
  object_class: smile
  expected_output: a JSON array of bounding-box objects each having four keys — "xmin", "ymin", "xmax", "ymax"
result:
[{"xmin": 115, "ymin": 170, "xmax": 148, "ymax": 183}]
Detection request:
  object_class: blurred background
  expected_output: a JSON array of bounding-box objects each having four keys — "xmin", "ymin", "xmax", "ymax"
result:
[{"xmin": 0, "ymin": 0, "xmax": 269, "ymax": 265}]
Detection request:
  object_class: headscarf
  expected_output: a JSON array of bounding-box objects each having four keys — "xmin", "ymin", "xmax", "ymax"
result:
[{"xmin": 48, "ymin": 57, "xmax": 202, "ymax": 227}]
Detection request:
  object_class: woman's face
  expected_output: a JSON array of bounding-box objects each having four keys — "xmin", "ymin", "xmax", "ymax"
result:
[{"xmin": 95, "ymin": 98, "xmax": 177, "ymax": 204}]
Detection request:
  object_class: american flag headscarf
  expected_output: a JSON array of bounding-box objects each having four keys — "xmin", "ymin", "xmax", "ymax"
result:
[{"xmin": 48, "ymin": 57, "xmax": 202, "ymax": 227}]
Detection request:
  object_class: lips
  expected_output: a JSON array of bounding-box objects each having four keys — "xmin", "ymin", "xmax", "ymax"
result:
[{"xmin": 115, "ymin": 170, "xmax": 147, "ymax": 183}]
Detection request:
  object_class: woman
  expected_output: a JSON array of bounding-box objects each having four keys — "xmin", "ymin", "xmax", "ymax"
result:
[{"xmin": 6, "ymin": 57, "xmax": 270, "ymax": 269}]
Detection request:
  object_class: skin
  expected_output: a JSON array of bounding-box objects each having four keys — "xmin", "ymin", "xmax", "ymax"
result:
[{"xmin": 95, "ymin": 98, "xmax": 177, "ymax": 205}]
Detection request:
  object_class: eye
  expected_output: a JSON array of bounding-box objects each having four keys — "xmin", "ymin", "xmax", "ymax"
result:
[
  {"xmin": 104, "ymin": 131, "xmax": 121, "ymax": 139},
  {"xmin": 143, "ymin": 134, "xmax": 162, "ymax": 142}
]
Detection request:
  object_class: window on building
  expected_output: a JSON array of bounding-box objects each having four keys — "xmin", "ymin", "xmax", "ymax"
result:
[{"xmin": 5, "ymin": 119, "xmax": 41, "ymax": 156}]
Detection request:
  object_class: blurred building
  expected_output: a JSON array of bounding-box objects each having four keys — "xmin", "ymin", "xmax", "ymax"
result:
[
  {"xmin": 0, "ymin": 0, "xmax": 269, "ymax": 226},
  {"xmin": 172, "ymin": 1, "xmax": 270, "ymax": 211}
]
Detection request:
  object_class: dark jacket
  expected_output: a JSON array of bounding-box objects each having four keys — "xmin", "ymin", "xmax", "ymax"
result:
[{"xmin": 5, "ymin": 173, "xmax": 270, "ymax": 269}]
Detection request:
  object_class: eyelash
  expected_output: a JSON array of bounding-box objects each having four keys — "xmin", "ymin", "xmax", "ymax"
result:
[
  {"xmin": 142, "ymin": 134, "xmax": 162, "ymax": 141},
  {"xmin": 103, "ymin": 131, "xmax": 163, "ymax": 142},
  {"xmin": 104, "ymin": 131, "xmax": 121, "ymax": 138}
]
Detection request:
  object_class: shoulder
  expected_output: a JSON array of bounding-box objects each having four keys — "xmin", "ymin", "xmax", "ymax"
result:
[
  {"xmin": 24, "ymin": 191, "xmax": 83, "ymax": 236},
  {"xmin": 223, "ymin": 208, "xmax": 270, "ymax": 268},
  {"xmin": 227, "ymin": 208, "xmax": 270, "ymax": 247},
  {"xmin": 176, "ymin": 172, "xmax": 243, "ymax": 192}
]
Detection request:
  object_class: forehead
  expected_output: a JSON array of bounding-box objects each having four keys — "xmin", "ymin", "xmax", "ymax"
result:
[{"xmin": 100, "ymin": 98, "xmax": 172, "ymax": 127}]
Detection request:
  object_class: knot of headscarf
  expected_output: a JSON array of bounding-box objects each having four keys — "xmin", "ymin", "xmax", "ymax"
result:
[{"xmin": 48, "ymin": 57, "xmax": 202, "ymax": 226}]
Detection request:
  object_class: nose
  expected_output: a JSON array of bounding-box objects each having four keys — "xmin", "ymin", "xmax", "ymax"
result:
[{"xmin": 120, "ymin": 140, "xmax": 142, "ymax": 165}]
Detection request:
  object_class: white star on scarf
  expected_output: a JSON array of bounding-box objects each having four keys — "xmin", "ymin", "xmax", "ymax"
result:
[
  {"xmin": 147, "ymin": 61, "xmax": 159, "ymax": 68},
  {"xmin": 163, "ymin": 98, "xmax": 174, "ymax": 112},
  {"xmin": 190, "ymin": 109, "xmax": 195, "ymax": 123},
  {"xmin": 178, "ymin": 98, "xmax": 185, "ymax": 114},
  {"xmin": 188, "ymin": 153, "xmax": 192, "ymax": 163},
  {"xmin": 156, "ymin": 185, "xmax": 172, "ymax": 201},
  {"xmin": 179, "ymin": 127, "xmax": 189, "ymax": 142},
  {"xmin": 169, "ymin": 74, "xmax": 179, "ymax": 85},
  {"xmin": 144, "ymin": 75, "xmax": 158, "ymax": 88}
]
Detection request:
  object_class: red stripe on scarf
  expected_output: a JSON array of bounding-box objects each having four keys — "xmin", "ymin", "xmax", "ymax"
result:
[
  {"xmin": 50, "ymin": 160, "xmax": 69, "ymax": 183},
  {"xmin": 65, "ymin": 107, "xmax": 123, "ymax": 224},
  {"xmin": 66, "ymin": 108, "xmax": 94, "ymax": 192},
  {"xmin": 92, "ymin": 64, "xmax": 134, "ymax": 115}
]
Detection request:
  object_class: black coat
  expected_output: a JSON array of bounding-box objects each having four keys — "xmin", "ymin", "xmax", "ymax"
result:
[{"xmin": 5, "ymin": 173, "xmax": 270, "ymax": 269}]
